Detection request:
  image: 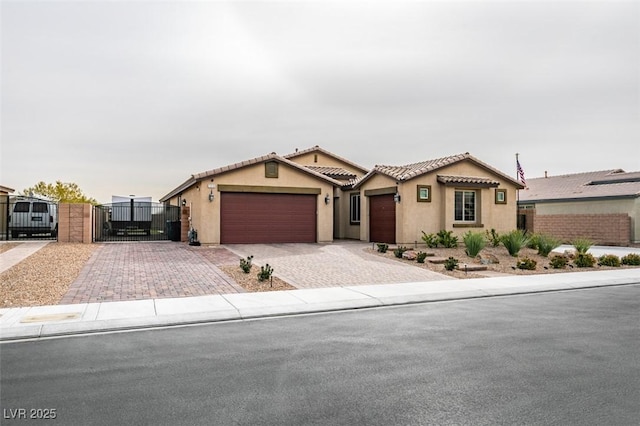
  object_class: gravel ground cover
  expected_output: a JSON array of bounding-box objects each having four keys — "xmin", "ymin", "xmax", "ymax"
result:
[
  {"xmin": 370, "ymin": 245, "xmax": 640, "ymax": 277},
  {"xmin": 220, "ymin": 265, "xmax": 295, "ymax": 292},
  {"xmin": 0, "ymin": 243, "xmax": 21, "ymax": 255},
  {"xmin": 2, "ymin": 243, "xmax": 637, "ymax": 308},
  {"xmin": 0, "ymin": 243, "xmax": 98, "ymax": 308}
]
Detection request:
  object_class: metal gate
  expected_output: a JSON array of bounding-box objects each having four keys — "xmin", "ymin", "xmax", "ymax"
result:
[
  {"xmin": 1, "ymin": 196, "xmax": 59, "ymax": 241},
  {"xmin": 94, "ymin": 201, "xmax": 180, "ymax": 242}
]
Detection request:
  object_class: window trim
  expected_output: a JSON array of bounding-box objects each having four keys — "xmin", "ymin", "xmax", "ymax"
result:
[
  {"xmin": 350, "ymin": 192, "xmax": 361, "ymax": 224},
  {"xmin": 495, "ymin": 189, "xmax": 507, "ymax": 204},
  {"xmin": 417, "ymin": 185, "xmax": 432, "ymax": 202}
]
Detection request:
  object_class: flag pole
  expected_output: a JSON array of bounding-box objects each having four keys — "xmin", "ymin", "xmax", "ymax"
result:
[{"xmin": 516, "ymin": 153, "xmax": 519, "ymax": 203}]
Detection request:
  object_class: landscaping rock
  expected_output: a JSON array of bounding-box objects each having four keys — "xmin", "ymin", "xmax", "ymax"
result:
[
  {"xmin": 477, "ymin": 253, "xmax": 500, "ymax": 264},
  {"xmin": 402, "ymin": 250, "xmax": 417, "ymax": 260}
]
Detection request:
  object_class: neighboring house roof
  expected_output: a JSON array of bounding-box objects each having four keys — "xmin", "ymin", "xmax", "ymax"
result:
[
  {"xmin": 160, "ymin": 152, "xmax": 342, "ymax": 202},
  {"xmin": 353, "ymin": 152, "xmax": 524, "ymax": 189},
  {"xmin": 284, "ymin": 145, "xmax": 369, "ymax": 175},
  {"xmin": 518, "ymin": 169, "xmax": 640, "ymax": 203},
  {"xmin": 0, "ymin": 185, "xmax": 15, "ymax": 194}
]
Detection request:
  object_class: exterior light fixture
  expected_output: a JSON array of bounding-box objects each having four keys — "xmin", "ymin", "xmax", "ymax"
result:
[
  {"xmin": 324, "ymin": 194, "xmax": 331, "ymax": 205},
  {"xmin": 181, "ymin": 199, "xmax": 187, "ymax": 207},
  {"xmin": 394, "ymin": 193, "xmax": 401, "ymax": 203},
  {"xmin": 208, "ymin": 192, "xmax": 214, "ymax": 202}
]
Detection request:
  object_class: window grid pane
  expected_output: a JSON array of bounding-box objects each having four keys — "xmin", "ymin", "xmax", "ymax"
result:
[{"xmin": 455, "ymin": 190, "xmax": 475, "ymax": 222}]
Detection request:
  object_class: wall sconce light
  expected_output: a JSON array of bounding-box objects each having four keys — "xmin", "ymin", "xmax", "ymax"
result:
[
  {"xmin": 393, "ymin": 193, "xmax": 401, "ymax": 203},
  {"xmin": 208, "ymin": 183, "xmax": 215, "ymax": 202},
  {"xmin": 324, "ymin": 194, "xmax": 331, "ymax": 205},
  {"xmin": 181, "ymin": 199, "xmax": 187, "ymax": 207},
  {"xmin": 208, "ymin": 192, "xmax": 214, "ymax": 202}
]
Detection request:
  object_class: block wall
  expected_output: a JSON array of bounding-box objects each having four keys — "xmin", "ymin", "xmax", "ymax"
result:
[
  {"xmin": 58, "ymin": 203, "xmax": 93, "ymax": 243},
  {"xmin": 534, "ymin": 213, "xmax": 631, "ymax": 246}
]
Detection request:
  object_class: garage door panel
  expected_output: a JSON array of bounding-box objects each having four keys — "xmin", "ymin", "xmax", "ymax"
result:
[
  {"xmin": 369, "ymin": 194, "xmax": 396, "ymax": 244},
  {"xmin": 221, "ymin": 193, "xmax": 317, "ymax": 243}
]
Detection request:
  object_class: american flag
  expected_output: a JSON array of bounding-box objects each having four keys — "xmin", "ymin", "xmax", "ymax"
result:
[{"xmin": 517, "ymin": 159, "xmax": 526, "ymax": 187}]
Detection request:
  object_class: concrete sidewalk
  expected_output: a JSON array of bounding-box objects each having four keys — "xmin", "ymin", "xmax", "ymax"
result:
[
  {"xmin": 2, "ymin": 268, "xmax": 638, "ymax": 341},
  {"xmin": 0, "ymin": 241, "xmax": 50, "ymax": 273}
]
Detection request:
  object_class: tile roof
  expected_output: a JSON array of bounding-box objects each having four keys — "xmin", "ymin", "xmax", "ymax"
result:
[
  {"xmin": 354, "ymin": 152, "xmax": 523, "ymax": 189},
  {"xmin": 284, "ymin": 145, "xmax": 369, "ymax": 174},
  {"xmin": 160, "ymin": 153, "xmax": 342, "ymax": 201},
  {"xmin": 437, "ymin": 175, "xmax": 500, "ymax": 186},
  {"xmin": 518, "ymin": 169, "xmax": 640, "ymax": 203},
  {"xmin": 305, "ymin": 166, "xmax": 357, "ymax": 179}
]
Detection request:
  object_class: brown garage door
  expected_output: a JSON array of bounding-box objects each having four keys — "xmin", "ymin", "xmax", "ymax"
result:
[
  {"xmin": 369, "ymin": 194, "xmax": 396, "ymax": 244},
  {"xmin": 220, "ymin": 193, "xmax": 317, "ymax": 243}
]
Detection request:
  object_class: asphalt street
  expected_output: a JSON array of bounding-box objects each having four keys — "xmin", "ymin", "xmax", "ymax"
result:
[{"xmin": 1, "ymin": 285, "xmax": 639, "ymax": 425}]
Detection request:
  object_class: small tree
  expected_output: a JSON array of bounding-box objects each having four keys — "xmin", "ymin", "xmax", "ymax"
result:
[{"xmin": 22, "ymin": 181, "xmax": 98, "ymax": 204}]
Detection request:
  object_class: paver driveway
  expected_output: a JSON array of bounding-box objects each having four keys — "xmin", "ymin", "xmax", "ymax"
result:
[
  {"xmin": 60, "ymin": 241, "xmax": 452, "ymax": 304},
  {"xmin": 61, "ymin": 243, "xmax": 244, "ymax": 304},
  {"xmin": 224, "ymin": 241, "xmax": 452, "ymax": 288}
]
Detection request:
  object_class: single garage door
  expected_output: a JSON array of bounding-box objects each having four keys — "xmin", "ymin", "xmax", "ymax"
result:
[
  {"xmin": 221, "ymin": 193, "xmax": 317, "ymax": 243},
  {"xmin": 369, "ymin": 194, "xmax": 396, "ymax": 244}
]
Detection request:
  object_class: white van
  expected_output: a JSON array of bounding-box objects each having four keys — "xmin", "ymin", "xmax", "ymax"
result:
[{"xmin": 8, "ymin": 198, "xmax": 58, "ymax": 238}]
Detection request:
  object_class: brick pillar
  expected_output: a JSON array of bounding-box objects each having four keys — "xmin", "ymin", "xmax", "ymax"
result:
[
  {"xmin": 58, "ymin": 203, "xmax": 93, "ymax": 243},
  {"xmin": 181, "ymin": 206, "xmax": 190, "ymax": 242}
]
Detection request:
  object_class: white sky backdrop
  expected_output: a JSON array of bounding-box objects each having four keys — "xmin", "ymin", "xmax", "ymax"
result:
[{"xmin": 2, "ymin": 0, "xmax": 638, "ymax": 203}]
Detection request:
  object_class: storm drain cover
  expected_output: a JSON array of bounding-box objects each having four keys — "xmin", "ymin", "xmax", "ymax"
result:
[{"xmin": 20, "ymin": 313, "xmax": 81, "ymax": 323}]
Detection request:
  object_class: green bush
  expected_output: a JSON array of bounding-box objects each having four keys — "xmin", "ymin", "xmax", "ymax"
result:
[
  {"xmin": 421, "ymin": 231, "xmax": 439, "ymax": 248},
  {"xmin": 393, "ymin": 246, "xmax": 408, "ymax": 258},
  {"xmin": 485, "ymin": 228, "xmax": 501, "ymax": 247},
  {"xmin": 572, "ymin": 238, "xmax": 593, "ymax": 255},
  {"xmin": 536, "ymin": 234, "xmax": 561, "ymax": 257},
  {"xmin": 598, "ymin": 254, "xmax": 621, "ymax": 267},
  {"xmin": 257, "ymin": 264, "xmax": 274, "ymax": 282},
  {"xmin": 574, "ymin": 253, "xmax": 596, "ymax": 268},
  {"xmin": 621, "ymin": 253, "xmax": 640, "ymax": 266},
  {"xmin": 549, "ymin": 254, "xmax": 569, "ymax": 269},
  {"xmin": 463, "ymin": 231, "xmax": 486, "ymax": 257},
  {"xmin": 526, "ymin": 233, "xmax": 540, "ymax": 250},
  {"xmin": 437, "ymin": 230, "xmax": 458, "ymax": 248},
  {"xmin": 376, "ymin": 243, "xmax": 389, "ymax": 253},
  {"xmin": 500, "ymin": 229, "xmax": 529, "ymax": 257},
  {"xmin": 416, "ymin": 251, "xmax": 428, "ymax": 263},
  {"xmin": 443, "ymin": 257, "xmax": 459, "ymax": 271},
  {"xmin": 517, "ymin": 257, "xmax": 537, "ymax": 270},
  {"xmin": 239, "ymin": 255, "xmax": 254, "ymax": 273}
]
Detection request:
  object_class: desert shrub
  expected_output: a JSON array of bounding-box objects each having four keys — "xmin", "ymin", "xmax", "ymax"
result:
[
  {"xmin": 572, "ymin": 238, "xmax": 593, "ymax": 255},
  {"xmin": 421, "ymin": 231, "xmax": 439, "ymax": 248},
  {"xmin": 549, "ymin": 254, "xmax": 569, "ymax": 269},
  {"xmin": 517, "ymin": 257, "xmax": 537, "ymax": 270},
  {"xmin": 376, "ymin": 243, "xmax": 389, "ymax": 253},
  {"xmin": 598, "ymin": 254, "xmax": 621, "ymax": 267},
  {"xmin": 443, "ymin": 257, "xmax": 459, "ymax": 271},
  {"xmin": 621, "ymin": 253, "xmax": 640, "ymax": 266},
  {"xmin": 500, "ymin": 229, "xmax": 529, "ymax": 257},
  {"xmin": 239, "ymin": 255, "xmax": 254, "ymax": 273},
  {"xmin": 437, "ymin": 230, "xmax": 458, "ymax": 248},
  {"xmin": 526, "ymin": 233, "xmax": 540, "ymax": 250},
  {"xmin": 416, "ymin": 251, "xmax": 428, "ymax": 263},
  {"xmin": 257, "ymin": 264, "xmax": 274, "ymax": 282},
  {"xmin": 393, "ymin": 246, "xmax": 408, "ymax": 258},
  {"xmin": 463, "ymin": 231, "xmax": 486, "ymax": 257},
  {"xmin": 485, "ymin": 228, "xmax": 501, "ymax": 247},
  {"xmin": 536, "ymin": 234, "xmax": 561, "ymax": 257},
  {"xmin": 574, "ymin": 253, "xmax": 596, "ymax": 268}
]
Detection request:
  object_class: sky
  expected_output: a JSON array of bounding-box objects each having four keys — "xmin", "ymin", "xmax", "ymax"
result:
[{"xmin": 1, "ymin": 0, "xmax": 638, "ymax": 204}]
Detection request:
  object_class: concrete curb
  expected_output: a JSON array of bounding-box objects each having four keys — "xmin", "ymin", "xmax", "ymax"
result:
[{"xmin": 2, "ymin": 269, "xmax": 639, "ymax": 341}]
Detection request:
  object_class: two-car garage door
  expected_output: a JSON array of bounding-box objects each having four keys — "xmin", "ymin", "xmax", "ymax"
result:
[{"xmin": 220, "ymin": 193, "xmax": 317, "ymax": 244}]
